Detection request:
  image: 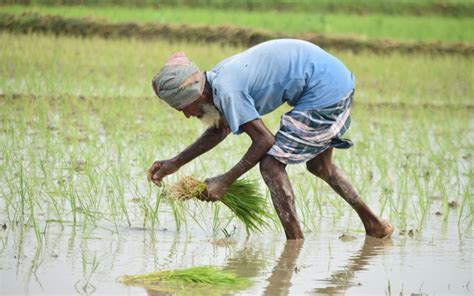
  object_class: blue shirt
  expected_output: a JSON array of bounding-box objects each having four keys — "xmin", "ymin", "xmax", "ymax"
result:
[{"xmin": 206, "ymin": 39, "xmax": 355, "ymax": 134}]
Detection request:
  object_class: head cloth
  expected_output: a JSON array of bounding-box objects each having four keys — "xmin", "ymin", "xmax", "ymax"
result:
[{"xmin": 152, "ymin": 52, "xmax": 205, "ymax": 109}]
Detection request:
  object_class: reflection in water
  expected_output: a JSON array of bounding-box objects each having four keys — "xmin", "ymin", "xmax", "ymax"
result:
[
  {"xmin": 3, "ymin": 221, "xmax": 470, "ymax": 295},
  {"xmin": 264, "ymin": 240, "xmax": 304, "ymax": 296},
  {"xmin": 223, "ymin": 244, "xmax": 267, "ymax": 279},
  {"xmin": 146, "ymin": 289, "xmax": 174, "ymax": 296},
  {"xmin": 314, "ymin": 237, "xmax": 392, "ymax": 295},
  {"xmin": 144, "ymin": 240, "xmax": 268, "ymax": 296}
]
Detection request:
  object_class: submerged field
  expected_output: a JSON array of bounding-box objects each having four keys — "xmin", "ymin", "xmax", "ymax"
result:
[{"xmin": 0, "ymin": 30, "xmax": 473, "ymax": 295}]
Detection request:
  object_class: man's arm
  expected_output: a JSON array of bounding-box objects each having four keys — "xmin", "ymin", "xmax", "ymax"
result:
[
  {"xmin": 148, "ymin": 117, "xmax": 230, "ymax": 186},
  {"xmin": 203, "ymin": 118, "xmax": 275, "ymax": 200}
]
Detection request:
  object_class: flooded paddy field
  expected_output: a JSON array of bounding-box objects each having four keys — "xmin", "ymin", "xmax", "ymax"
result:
[
  {"xmin": 0, "ymin": 32, "xmax": 473, "ymax": 295},
  {"xmin": 0, "ymin": 211, "xmax": 472, "ymax": 295}
]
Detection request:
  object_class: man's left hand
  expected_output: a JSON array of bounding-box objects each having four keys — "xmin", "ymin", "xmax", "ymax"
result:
[{"xmin": 199, "ymin": 175, "xmax": 231, "ymax": 202}]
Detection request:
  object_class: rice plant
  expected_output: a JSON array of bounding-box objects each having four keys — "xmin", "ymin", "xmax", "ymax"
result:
[
  {"xmin": 120, "ymin": 266, "xmax": 251, "ymax": 291},
  {"xmin": 164, "ymin": 176, "xmax": 272, "ymax": 234}
]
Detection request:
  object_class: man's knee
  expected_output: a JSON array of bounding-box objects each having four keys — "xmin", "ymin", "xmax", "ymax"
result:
[
  {"xmin": 306, "ymin": 159, "xmax": 332, "ymax": 180},
  {"xmin": 260, "ymin": 155, "xmax": 284, "ymax": 178},
  {"xmin": 260, "ymin": 155, "xmax": 295, "ymax": 201}
]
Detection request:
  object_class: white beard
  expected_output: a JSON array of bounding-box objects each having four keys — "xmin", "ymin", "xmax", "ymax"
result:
[{"xmin": 199, "ymin": 104, "xmax": 221, "ymax": 127}]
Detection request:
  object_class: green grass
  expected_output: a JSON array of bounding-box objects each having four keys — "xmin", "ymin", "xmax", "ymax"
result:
[
  {"xmin": 1, "ymin": 5, "xmax": 473, "ymax": 43},
  {"xmin": 0, "ymin": 32, "xmax": 472, "ymax": 235},
  {"xmin": 1, "ymin": 33, "xmax": 471, "ymax": 106},
  {"xmin": 3, "ymin": 0, "xmax": 473, "ymax": 16}
]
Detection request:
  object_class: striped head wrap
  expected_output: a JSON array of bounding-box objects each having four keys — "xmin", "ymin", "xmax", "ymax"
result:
[{"xmin": 152, "ymin": 52, "xmax": 205, "ymax": 109}]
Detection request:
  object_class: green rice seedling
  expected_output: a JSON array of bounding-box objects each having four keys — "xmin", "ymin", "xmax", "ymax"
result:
[
  {"xmin": 295, "ymin": 179, "xmax": 312, "ymax": 230},
  {"xmin": 212, "ymin": 203, "xmax": 223, "ymax": 233},
  {"xmin": 130, "ymin": 183, "xmax": 162, "ymax": 229},
  {"xmin": 111, "ymin": 172, "xmax": 131, "ymax": 227},
  {"xmin": 120, "ymin": 266, "xmax": 251, "ymax": 292},
  {"xmin": 164, "ymin": 176, "xmax": 271, "ymax": 234},
  {"xmin": 458, "ymin": 186, "xmax": 472, "ymax": 226},
  {"xmin": 169, "ymin": 196, "xmax": 187, "ymax": 231},
  {"xmin": 0, "ymin": 32, "xmax": 472, "ymax": 238}
]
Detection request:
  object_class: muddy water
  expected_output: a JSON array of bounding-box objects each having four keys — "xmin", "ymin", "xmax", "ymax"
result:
[{"xmin": 0, "ymin": 207, "xmax": 471, "ymax": 295}]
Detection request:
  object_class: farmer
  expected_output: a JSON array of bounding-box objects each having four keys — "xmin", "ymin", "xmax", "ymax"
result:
[{"xmin": 148, "ymin": 39, "xmax": 394, "ymax": 240}]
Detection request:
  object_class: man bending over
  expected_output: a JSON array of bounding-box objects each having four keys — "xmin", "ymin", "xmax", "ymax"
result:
[{"xmin": 148, "ymin": 39, "xmax": 394, "ymax": 240}]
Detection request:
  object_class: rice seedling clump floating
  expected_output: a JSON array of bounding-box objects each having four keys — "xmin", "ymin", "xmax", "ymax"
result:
[
  {"xmin": 120, "ymin": 266, "xmax": 251, "ymax": 292},
  {"xmin": 165, "ymin": 176, "xmax": 271, "ymax": 233}
]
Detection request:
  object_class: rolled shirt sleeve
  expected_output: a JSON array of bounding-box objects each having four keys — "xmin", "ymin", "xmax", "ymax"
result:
[{"xmin": 213, "ymin": 91, "xmax": 260, "ymax": 134}]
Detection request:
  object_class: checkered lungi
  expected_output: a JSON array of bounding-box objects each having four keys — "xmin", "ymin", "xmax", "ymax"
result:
[{"xmin": 267, "ymin": 90, "xmax": 354, "ymax": 164}]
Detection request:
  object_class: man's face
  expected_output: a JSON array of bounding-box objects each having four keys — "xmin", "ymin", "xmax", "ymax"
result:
[
  {"xmin": 180, "ymin": 101, "xmax": 203, "ymax": 118},
  {"xmin": 180, "ymin": 101, "xmax": 221, "ymax": 127},
  {"xmin": 177, "ymin": 81, "xmax": 220, "ymax": 126}
]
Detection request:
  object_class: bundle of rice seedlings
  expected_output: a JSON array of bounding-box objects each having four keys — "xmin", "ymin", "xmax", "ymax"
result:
[
  {"xmin": 165, "ymin": 176, "xmax": 271, "ymax": 233},
  {"xmin": 120, "ymin": 266, "xmax": 250, "ymax": 292}
]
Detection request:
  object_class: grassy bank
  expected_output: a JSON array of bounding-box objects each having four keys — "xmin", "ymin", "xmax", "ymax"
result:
[
  {"xmin": 1, "ymin": 13, "xmax": 472, "ymax": 57},
  {"xmin": 2, "ymin": 0, "xmax": 473, "ymax": 17},
  {"xmin": 1, "ymin": 5, "xmax": 472, "ymax": 43}
]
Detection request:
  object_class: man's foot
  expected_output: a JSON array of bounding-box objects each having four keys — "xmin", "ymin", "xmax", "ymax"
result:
[{"xmin": 366, "ymin": 220, "xmax": 394, "ymax": 239}]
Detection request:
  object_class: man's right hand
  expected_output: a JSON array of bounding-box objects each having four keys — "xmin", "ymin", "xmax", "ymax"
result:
[{"xmin": 147, "ymin": 159, "xmax": 180, "ymax": 187}]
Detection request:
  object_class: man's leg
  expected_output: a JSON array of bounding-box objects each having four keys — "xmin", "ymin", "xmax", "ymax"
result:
[
  {"xmin": 260, "ymin": 155, "xmax": 304, "ymax": 240},
  {"xmin": 306, "ymin": 148, "xmax": 394, "ymax": 238}
]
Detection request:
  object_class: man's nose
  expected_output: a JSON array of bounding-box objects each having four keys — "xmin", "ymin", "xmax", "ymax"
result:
[{"xmin": 182, "ymin": 110, "xmax": 191, "ymax": 118}]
